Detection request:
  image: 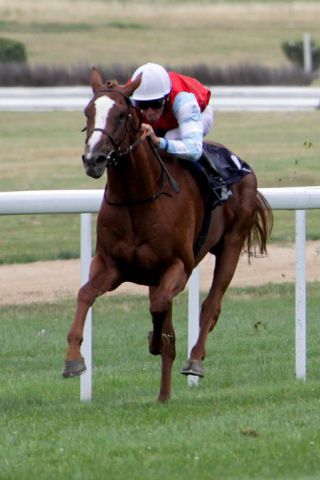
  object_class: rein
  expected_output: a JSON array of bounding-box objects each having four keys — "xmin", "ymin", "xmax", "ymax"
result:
[{"xmin": 148, "ymin": 140, "xmax": 180, "ymax": 194}]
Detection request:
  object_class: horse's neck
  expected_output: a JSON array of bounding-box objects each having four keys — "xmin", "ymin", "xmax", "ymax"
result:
[{"xmin": 107, "ymin": 142, "xmax": 161, "ymax": 201}]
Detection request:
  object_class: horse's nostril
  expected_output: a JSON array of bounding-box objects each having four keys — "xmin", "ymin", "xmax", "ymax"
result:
[
  {"xmin": 96, "ymin": 155, "xmax": 106, "ymax": 164},
  {"xmin": 82, "ymin": 153, "xmax": 105, "ymax": 166}
]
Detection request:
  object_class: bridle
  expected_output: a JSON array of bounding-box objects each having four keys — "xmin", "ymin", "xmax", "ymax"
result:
[
  {"xmin": 84, "ymin": 89, "xmax": 143, "ymax": 167},
  {"xmin": 83, "ymin": 87, "xmax": 180, "ymax": 206}
]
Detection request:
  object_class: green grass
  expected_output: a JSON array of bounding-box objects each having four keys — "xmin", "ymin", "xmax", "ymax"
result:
[
  {"xmin": 1, "ymin": 285, "xmax": 320, "ymax": 479},
  {"xmin": 0, "ymin": 214, "xmax": 82, "ymax": 264},
  {"xmin": 213, "ymin": 112, "xmax": 320, "ymax": 189}
]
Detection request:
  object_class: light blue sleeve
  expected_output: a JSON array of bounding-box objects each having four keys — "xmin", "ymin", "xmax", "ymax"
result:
[{"xmin": 159, "ymin": 92, "xmax": 203, "ymax": 161}]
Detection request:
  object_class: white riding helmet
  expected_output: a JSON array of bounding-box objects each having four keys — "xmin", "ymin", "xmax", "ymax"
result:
[{"xmin": 131, "ymin": 63, "xmax": 171, "ymax": 101}]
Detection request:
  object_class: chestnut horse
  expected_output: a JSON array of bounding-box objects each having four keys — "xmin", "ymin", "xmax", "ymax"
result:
[{"xmin": 63, "ymin": 68, "xmax": 273, "ymax": 402}]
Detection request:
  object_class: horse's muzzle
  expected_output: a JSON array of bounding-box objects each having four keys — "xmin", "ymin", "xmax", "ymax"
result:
[{"xmin": 82, "ymin": 154, "xmax": 106, "ymax": 178}]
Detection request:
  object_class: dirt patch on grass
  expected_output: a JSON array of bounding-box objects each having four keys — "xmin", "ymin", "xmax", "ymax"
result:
[{"xmin": 1, "ymin": 242, "xmax": 319, "ymax": 306}]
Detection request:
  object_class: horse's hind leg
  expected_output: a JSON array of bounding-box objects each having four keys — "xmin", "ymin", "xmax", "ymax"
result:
[
  {"xmin": 181, "ymin": 238, "xmax": 245, "ymax": 378},
  {"xmin": 63, "ymin": 254, "xmax": 120, "ymax": 378},
  {"xmin": 183, "ymin": 239, "xmax": 244, "ymax": 377},
  {"xmin": 149, "ymin": 259, "xmax": 187, "ymax": 402},
  {"xmin": 182, "ymin": 189, "xmax": 257, "ymax": 377}
]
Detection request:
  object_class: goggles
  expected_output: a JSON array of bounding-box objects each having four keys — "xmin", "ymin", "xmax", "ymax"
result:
[{"xmin": 134, "ymin": 98, "xmax": 166, "ymax": 111}]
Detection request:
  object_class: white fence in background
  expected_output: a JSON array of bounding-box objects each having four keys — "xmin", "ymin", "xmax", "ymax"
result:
[
  {"xmin": 0, "ymin": 86, "xmax": 319, "ymax": 111},
  {"xmin": 0, "ymin": 187, "xmax": 319, "ymax": 400}
]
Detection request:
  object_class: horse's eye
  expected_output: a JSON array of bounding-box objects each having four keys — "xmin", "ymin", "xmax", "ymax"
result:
[{"xmin": 118, "ymin": 112, "xmax": 125, "ymax": 122}]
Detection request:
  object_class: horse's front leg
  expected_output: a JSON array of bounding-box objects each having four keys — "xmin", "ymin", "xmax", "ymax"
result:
[
  {"xmin": 63, "ymin": 254, "xmax": 120, "ymax": 378},
  {"xmin": 149, "ymin": 301, "xmax": 176, "ymax": 403},
  {"xmin": 149, "ymin": 259, "xmax": 188, "ymax": 402}
]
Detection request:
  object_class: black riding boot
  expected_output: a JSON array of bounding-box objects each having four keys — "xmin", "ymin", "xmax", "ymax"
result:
[{"xmin": 198, "ymin": 152, "xmax": 232, "ymax": 209}]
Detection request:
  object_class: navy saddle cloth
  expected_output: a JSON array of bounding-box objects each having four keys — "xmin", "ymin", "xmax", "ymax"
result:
[
  {"xmin": 181, "ymin": 142, "xmax": 252, "ymax": 210},
  {"xmin": 202, "ymin": 142, "xmax": 252, "ymax": 187}
]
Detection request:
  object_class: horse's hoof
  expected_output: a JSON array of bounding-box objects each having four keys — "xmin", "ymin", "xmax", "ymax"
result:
[
  {"xmin": 63, "ymin": 357, "xmax": 86, "ymax": 378},
  {"xmin": 181, "ymin": 358, "xmax": 204, "ymax": 378},
  {"xmin": 158, "ymin": 394, "xmax": 170, "ymax": 403}
]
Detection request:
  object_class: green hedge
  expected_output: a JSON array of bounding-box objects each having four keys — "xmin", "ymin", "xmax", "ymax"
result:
[
  {"xmin": 0, "ymin": 62, "xmax": 313, "ymax": 86},
  {"xmin": 0, "ymin": 38, "xmax": 27, "ymax": 63},
  {"xmin": 282, "ymin": 40, "xmax": 320, "ymax": 71}
]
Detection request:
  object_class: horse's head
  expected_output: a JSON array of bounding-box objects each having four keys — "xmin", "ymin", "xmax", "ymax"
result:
[{"xmin": 82, "ymin": 68, "xmax": 142, "ymax": 178}]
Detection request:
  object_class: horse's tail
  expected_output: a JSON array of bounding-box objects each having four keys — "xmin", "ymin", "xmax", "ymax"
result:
[{"xmin": 245, "ymin": 190, "xmax": 273, "ymax": 258}]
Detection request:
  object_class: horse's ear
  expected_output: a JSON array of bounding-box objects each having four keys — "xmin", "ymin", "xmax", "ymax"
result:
[
  {"xmin": 90, "ymin": 67, "xmax": 103, "ymax": 92},
  {"xmin": 124, "ymin": 73, "xmax": 142, "ymax": 98}
]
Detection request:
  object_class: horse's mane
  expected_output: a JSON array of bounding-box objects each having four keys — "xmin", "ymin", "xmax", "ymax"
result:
[{"xmin": 104, "ymin": 79, "xmax": 119, "ymax": 88}]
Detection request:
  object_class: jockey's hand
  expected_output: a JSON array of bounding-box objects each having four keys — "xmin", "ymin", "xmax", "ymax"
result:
[{"xmin": 141, "ymin": 123, "xmax": 161, "ymax": 147}]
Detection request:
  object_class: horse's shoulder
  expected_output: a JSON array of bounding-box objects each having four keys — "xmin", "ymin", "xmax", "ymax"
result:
[{"xmin": 160, "ymin": 153, "xmax": 201, "ymax": 185}]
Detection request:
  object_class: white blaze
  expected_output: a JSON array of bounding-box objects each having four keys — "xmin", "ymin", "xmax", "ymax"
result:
[{"xmin": 86, "ymin": 96, "xmax": 115, "ymax": 157}]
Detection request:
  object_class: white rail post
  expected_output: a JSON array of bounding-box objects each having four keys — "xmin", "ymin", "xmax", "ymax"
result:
[
  {"xmin": 303, "ymin": 33, "xmax": 313, "ymax": 74},
  {"xmin": 295, "ymin": 210, "xmax": 307, "ymax": 380},
  {"xmin": 188, "ymin": 266, "xmax": 200, "ymax": 386},
  {"xmin": 80, "ymin": 213, "xmax": 93, "ymax": 400}
]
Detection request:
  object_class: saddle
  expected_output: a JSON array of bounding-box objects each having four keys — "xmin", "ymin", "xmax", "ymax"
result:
[
  {"xmin": 182, "ymin": 142, "xmax": 252, "ymax": 210},
  {"xmin": 180, "ymin": 142, "xmax": 252, "ymax": 255}
]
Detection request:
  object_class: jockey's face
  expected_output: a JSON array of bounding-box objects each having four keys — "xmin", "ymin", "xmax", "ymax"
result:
[
  {"xmin": 142, "ymin": 105, "xmax": 164, "ymax": 123},
  {"xmin": 134, "ymin": 97, "xmax": 166, "ymax": 123}
]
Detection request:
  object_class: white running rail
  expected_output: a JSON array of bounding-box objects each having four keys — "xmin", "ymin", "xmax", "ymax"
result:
[{"xmin": 1, "ymin": 86, "xmax": 319, "ymax": 111}]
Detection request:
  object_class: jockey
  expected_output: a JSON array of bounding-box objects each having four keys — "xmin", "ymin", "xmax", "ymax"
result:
[{"xmin": 130, "ymin": 62, "xmax": 214, "ymax": 162}]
